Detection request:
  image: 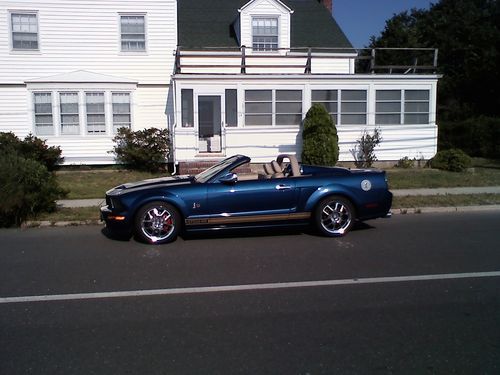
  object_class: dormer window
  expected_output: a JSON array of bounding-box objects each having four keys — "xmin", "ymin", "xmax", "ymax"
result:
[{"xmin": 252, "ymin": 17, "xmax": 278, "ymax": 51}]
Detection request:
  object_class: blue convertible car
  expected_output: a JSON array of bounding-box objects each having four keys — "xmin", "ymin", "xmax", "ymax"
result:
[{"xmin": 101, "ymin": 154, "xmax": 392, "ymax": 244}]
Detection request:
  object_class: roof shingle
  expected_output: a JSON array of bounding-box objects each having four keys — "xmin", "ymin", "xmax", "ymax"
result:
[{"xmin": 178, "ymin": 0, "xmax": 353, "ymax": 49}]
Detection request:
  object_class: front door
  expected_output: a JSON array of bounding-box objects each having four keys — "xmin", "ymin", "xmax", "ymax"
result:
[
  {"xmin": 207, "ymin": 178, "xmax": 297, "ymax": 216},
  {"xmin": 198, "ymin": 96, "xmax": 221, "ymax": 153}
]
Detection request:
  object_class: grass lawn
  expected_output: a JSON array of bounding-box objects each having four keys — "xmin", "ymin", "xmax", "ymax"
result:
[
  {"xmin": 57, "ymin": 170, "xmax": 166, "ymax": 199},
  {"xmin": 387, "ymin": 157, "xmax": 500, "ymax": 188},
  {"xmin": 387, "ymin": 167, "xmax": 500, "ymax": 189}
]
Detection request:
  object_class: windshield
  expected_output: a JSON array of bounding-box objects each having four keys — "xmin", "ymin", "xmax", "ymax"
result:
[{"xmin": 194, "ymin": 155, "xmax": 242, "ymax": 183}]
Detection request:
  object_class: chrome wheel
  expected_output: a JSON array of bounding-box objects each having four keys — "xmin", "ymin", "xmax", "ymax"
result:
[
  {"xmin": 135, "ymin": 202, "xmax": 180, "ymax": 244},
  {"xmin": 316, "ymin": 196, "xmax": 355, "ymax": 237}
]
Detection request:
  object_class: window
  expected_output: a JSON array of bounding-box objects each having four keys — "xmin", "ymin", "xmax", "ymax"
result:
[
  {"xmin": 34, "ymin": 93, "xmax": 53, "ymax": 135},
  {"xmin": 112, "ymin": 93, "xmax": 131, "ymax": 132},
  {"xmin": 181, "ymin": 89, "xmax": 193, "ymax": 127},
  {"xmin": 312, "ymin": 90, "xmax": 338, "ymax": 124},
  {"xmin": 276, "ymin": 90, "xmax": 302, "ymax": 125},
  {"xmin": 86, "ymin": 93, "xmax": 106, "ymax": 134},
  {"xmin": 225, "ymin": 89, "xmax": 238, "ymax": 127},
  {"xmin": 376, "ymin": 90, "xmax": 401, "ymax": 124},
  {"xmin": 404, "ymin": 90, "xmax": 429, "ymax": 124},
  {"xmin": 60, "ymin": 93, "xmax": 80, "ymax": 135},
  {"xmin": 120, "ymin": 15, "xmax": 146, "ymax": 51},
  {"xmin": 252, "ymin": 18, "xmax": 278, "ymax": 51},
  {"xmin": 245, "ymin": 89, "xmax": 302, "ymax": 126},
  {"xmin": 11, "ymin": 12, "xmax": 38, "ymax": 50},
  {"xmin": 376, "ymin": 90, "xmax": 430, "ymax": 124},
  {"xmin": 312, "ymin": 89, "xmax": 366, "ymax": 125},
  {"xmin": 245, "ymin": 90, "xmax": 272, "ymax": 125},
  {"xmin": 341, "ymin": 90, "xmax": 367, "ymax": 125}
]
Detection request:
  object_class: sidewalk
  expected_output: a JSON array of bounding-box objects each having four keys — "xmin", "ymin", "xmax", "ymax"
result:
[{"xmin": 56, "ymin": 186, "xmax": 500, "ymax": 208}]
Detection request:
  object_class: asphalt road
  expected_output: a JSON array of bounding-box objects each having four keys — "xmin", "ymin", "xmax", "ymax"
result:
[{"xmin": 1, "ymin": 211, "xmax": 500, "ymax": 374}]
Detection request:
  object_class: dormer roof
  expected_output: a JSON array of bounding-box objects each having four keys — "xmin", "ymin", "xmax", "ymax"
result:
[
  {"xmin": 177, "ymin": 0, "xmax": 353, "ymax": 49},
  {"xmin": 238, "ymin": 0, "xmax": 293, "ymax": 13}
]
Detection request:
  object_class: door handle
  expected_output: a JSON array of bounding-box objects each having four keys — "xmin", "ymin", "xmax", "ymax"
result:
[{"xmin": 275, "ymin": 184, "xmax": 292, "ymax": 190}]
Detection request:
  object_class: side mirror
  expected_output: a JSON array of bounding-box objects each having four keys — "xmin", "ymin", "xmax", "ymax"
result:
[{"xmin": 219, "ymin": 172, "xmax": 238, "ymax": 185}]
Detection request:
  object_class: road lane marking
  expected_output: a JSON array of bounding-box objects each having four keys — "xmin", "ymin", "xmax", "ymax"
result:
[{"xmin": 2, "ymin": 271, "xmax": 500, "ymax": 304}]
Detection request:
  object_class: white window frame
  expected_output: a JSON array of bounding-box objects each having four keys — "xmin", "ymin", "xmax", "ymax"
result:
[
  {"xmin": 252, "ymin": 16, "xmax": 279, "ymax": 52},
  {"xmin": 375, "ymin": 90, "xmax": 402, "ymax": 125},
  {"xmin": 244, "ymin": 88, "xmax": 302, "ymax": 127},
  {"xmin": 33, "ymin": 92, "xmax": 53, "ymax": 136},
  {"xmin": 119, "ymin": 13, "xmax": 147, "ymax": 53},
  {"xmin": 85, "ymin": 92, "xmax": 106, "ymax": 134},
  {"xmin": 311, "ymin": 88, "xmax": 368, "ymax": 125},
  {"xmin": 375, "ymin": 89, "xmax": 430, "ymax": 125},
  {"xmin": 59, "ymin": 92, "xmax": 80, "ymax": 135},
  {"xmin": 29, "ymin": 89, "xmax": 134, "ymax": 137},
  {"xmin": 9, "ymin": 10, "xmax": 39, "ymax": 51},
  {"xmin": 112, "ymin": 92, "xmax": 132, "ymax": 133}
]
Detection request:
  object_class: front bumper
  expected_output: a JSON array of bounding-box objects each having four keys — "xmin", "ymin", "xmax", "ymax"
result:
[{"xmin": 100, "ymin": 204, "xmax": 132, "ymax": 235}]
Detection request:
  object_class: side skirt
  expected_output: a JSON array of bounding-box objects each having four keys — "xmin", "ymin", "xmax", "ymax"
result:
[{"xmin": 185, "ymin": 212, "xmax": 311, "ymax": 228}]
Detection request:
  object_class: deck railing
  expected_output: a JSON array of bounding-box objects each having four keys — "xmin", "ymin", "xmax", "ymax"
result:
[{"xmin": 174, "ymin": 46, "xmax": 439, "ymax": 75}]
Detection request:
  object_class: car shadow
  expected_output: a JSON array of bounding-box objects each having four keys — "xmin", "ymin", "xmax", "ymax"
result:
[
  {"xmin": 179, "ymin": 221, "xmax": 375, "ymax": 242},
  {"xmin": 180, "ymin": 226, "xmax": 305, "ymax": 242},
  {"xmin": 101, "ymin": 221, "xmax": 376, "ymax": 243}
]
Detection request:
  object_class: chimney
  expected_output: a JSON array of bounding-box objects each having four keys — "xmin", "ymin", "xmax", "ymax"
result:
[{"xmin": 318, "ymin": 0, "xmax": 332, "ymax": 14}]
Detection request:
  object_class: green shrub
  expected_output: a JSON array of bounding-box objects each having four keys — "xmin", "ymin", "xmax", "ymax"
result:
[
  {"xmin": 351, "ymin": 128, "xmax": 382, "ymax": 168},
  {"xmin": 301, "ymin": 104, "xmax": 339, "ymax": 166},
  {"xmin": 438, "ymin": 116, "xmax": 500, "ymax": 159},
  {"xmin": 395, "ymin": 156, "xmax": 415, "ymax": 169},
  {"xmin": 0, "ymin": 152, "xmax": 67, "ymax": 227},
  {"xmin": 429, "ymin": 149, "xmax": 472, "ymax": 172},
  {"xmin": 0, "ymin": 132, "xmax": 63, "ymax": 171},
  {"xmin": 111, "ymin": 127, "xmax": 171, "ymax": 172}
]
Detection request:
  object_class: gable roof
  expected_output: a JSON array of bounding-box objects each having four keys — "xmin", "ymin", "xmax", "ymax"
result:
[{"xmin": 178, "ymin": 0, "xmax": 353, "ymax": 49}]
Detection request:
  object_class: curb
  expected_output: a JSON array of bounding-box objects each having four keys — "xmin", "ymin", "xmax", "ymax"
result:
[
  {"xmin": 23, "ymin": 219, "xmax": 103, "ymax": 228},
  {"xmin": 391, "ymin": 204, "xmax": 500, "ymax": 215}
]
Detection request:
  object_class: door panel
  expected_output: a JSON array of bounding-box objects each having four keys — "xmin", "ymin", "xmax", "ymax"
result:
[
  {"xmin": 198, "ymin": 96, "xmax": 221, "ymax": 153},
  {"xmin": 207, "ymin": 178, "xmax": 297, "ymax": 216}
]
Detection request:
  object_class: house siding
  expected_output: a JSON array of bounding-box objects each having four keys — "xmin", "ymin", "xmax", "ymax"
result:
[
  {"xmin": 0, "ymin": 0, "xmax": 177, "ymax": 164},
  {"xmin": 172, "ymin": 75, "xmax": 438, "ymax": 163},
  {"xmin": 1, "ymin": 0, "xmax": 176, "ymax": 84}
]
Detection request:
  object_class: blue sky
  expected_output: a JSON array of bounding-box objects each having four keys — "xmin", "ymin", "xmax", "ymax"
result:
[{"xmin": 333, "ymin": 0, "xmax": 434, "ymax": 48}]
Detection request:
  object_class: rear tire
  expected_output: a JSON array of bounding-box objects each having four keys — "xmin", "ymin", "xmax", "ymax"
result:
[
  {"xmin": 315, "ymin": 196, "xmax": 355, "ymax": 237},
  {"xmin": 134, "ymin": 201, "xmax": 181, "ymax": 244}
]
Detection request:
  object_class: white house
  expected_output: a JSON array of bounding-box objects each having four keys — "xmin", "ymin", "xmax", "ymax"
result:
[
  {"xmin": 172, "ymin": 0, "xmax": 440, "ymax": 173},
  {"xmin": 0, "ymin": 0, "xmax": 177, "ymax": 164},
  {"xmin": 0, "ymin": 0, "xmax": 439, "ymax": 170}
]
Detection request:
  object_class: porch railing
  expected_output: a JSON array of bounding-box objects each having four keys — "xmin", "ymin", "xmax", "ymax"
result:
[{"xmin": 174, "ymin": 46, "xmax": 439, "ymax": 75}]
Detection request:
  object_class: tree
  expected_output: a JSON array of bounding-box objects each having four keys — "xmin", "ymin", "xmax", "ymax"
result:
[
  {"xmin": 301, "ymin": 104, "xmax": 339, "ymax": 166},
  {"xmin": 369, "ymin": 0, "xmax": 500, "ymax": 121}
]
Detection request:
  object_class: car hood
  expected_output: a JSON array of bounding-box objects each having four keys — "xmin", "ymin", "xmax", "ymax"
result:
[{"xmin": 107, "ymin": 175, "xmax": 194, "ymax": 194}]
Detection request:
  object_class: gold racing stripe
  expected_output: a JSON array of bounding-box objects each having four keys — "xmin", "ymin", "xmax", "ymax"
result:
[{"xmin": 185, "ymin": 212, "xmax": 311, "ymax": 226}]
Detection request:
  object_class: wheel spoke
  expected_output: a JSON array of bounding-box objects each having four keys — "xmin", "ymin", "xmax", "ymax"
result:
[
  {"xmin": 140, "ymin": 206, "xmax": 176, "ymax": 242},
  {"xmin": 320, "ymin": 199, "xmax": 352, "ymax": 236}
]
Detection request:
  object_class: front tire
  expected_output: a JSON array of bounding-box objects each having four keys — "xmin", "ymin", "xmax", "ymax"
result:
[
  {"xmin": 315, "ymin": 196, "xmax": 355, "ymax": 237},
  {"xmin": 134, "ymin": 201, "xmax": 181, "ymax": 244}
]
